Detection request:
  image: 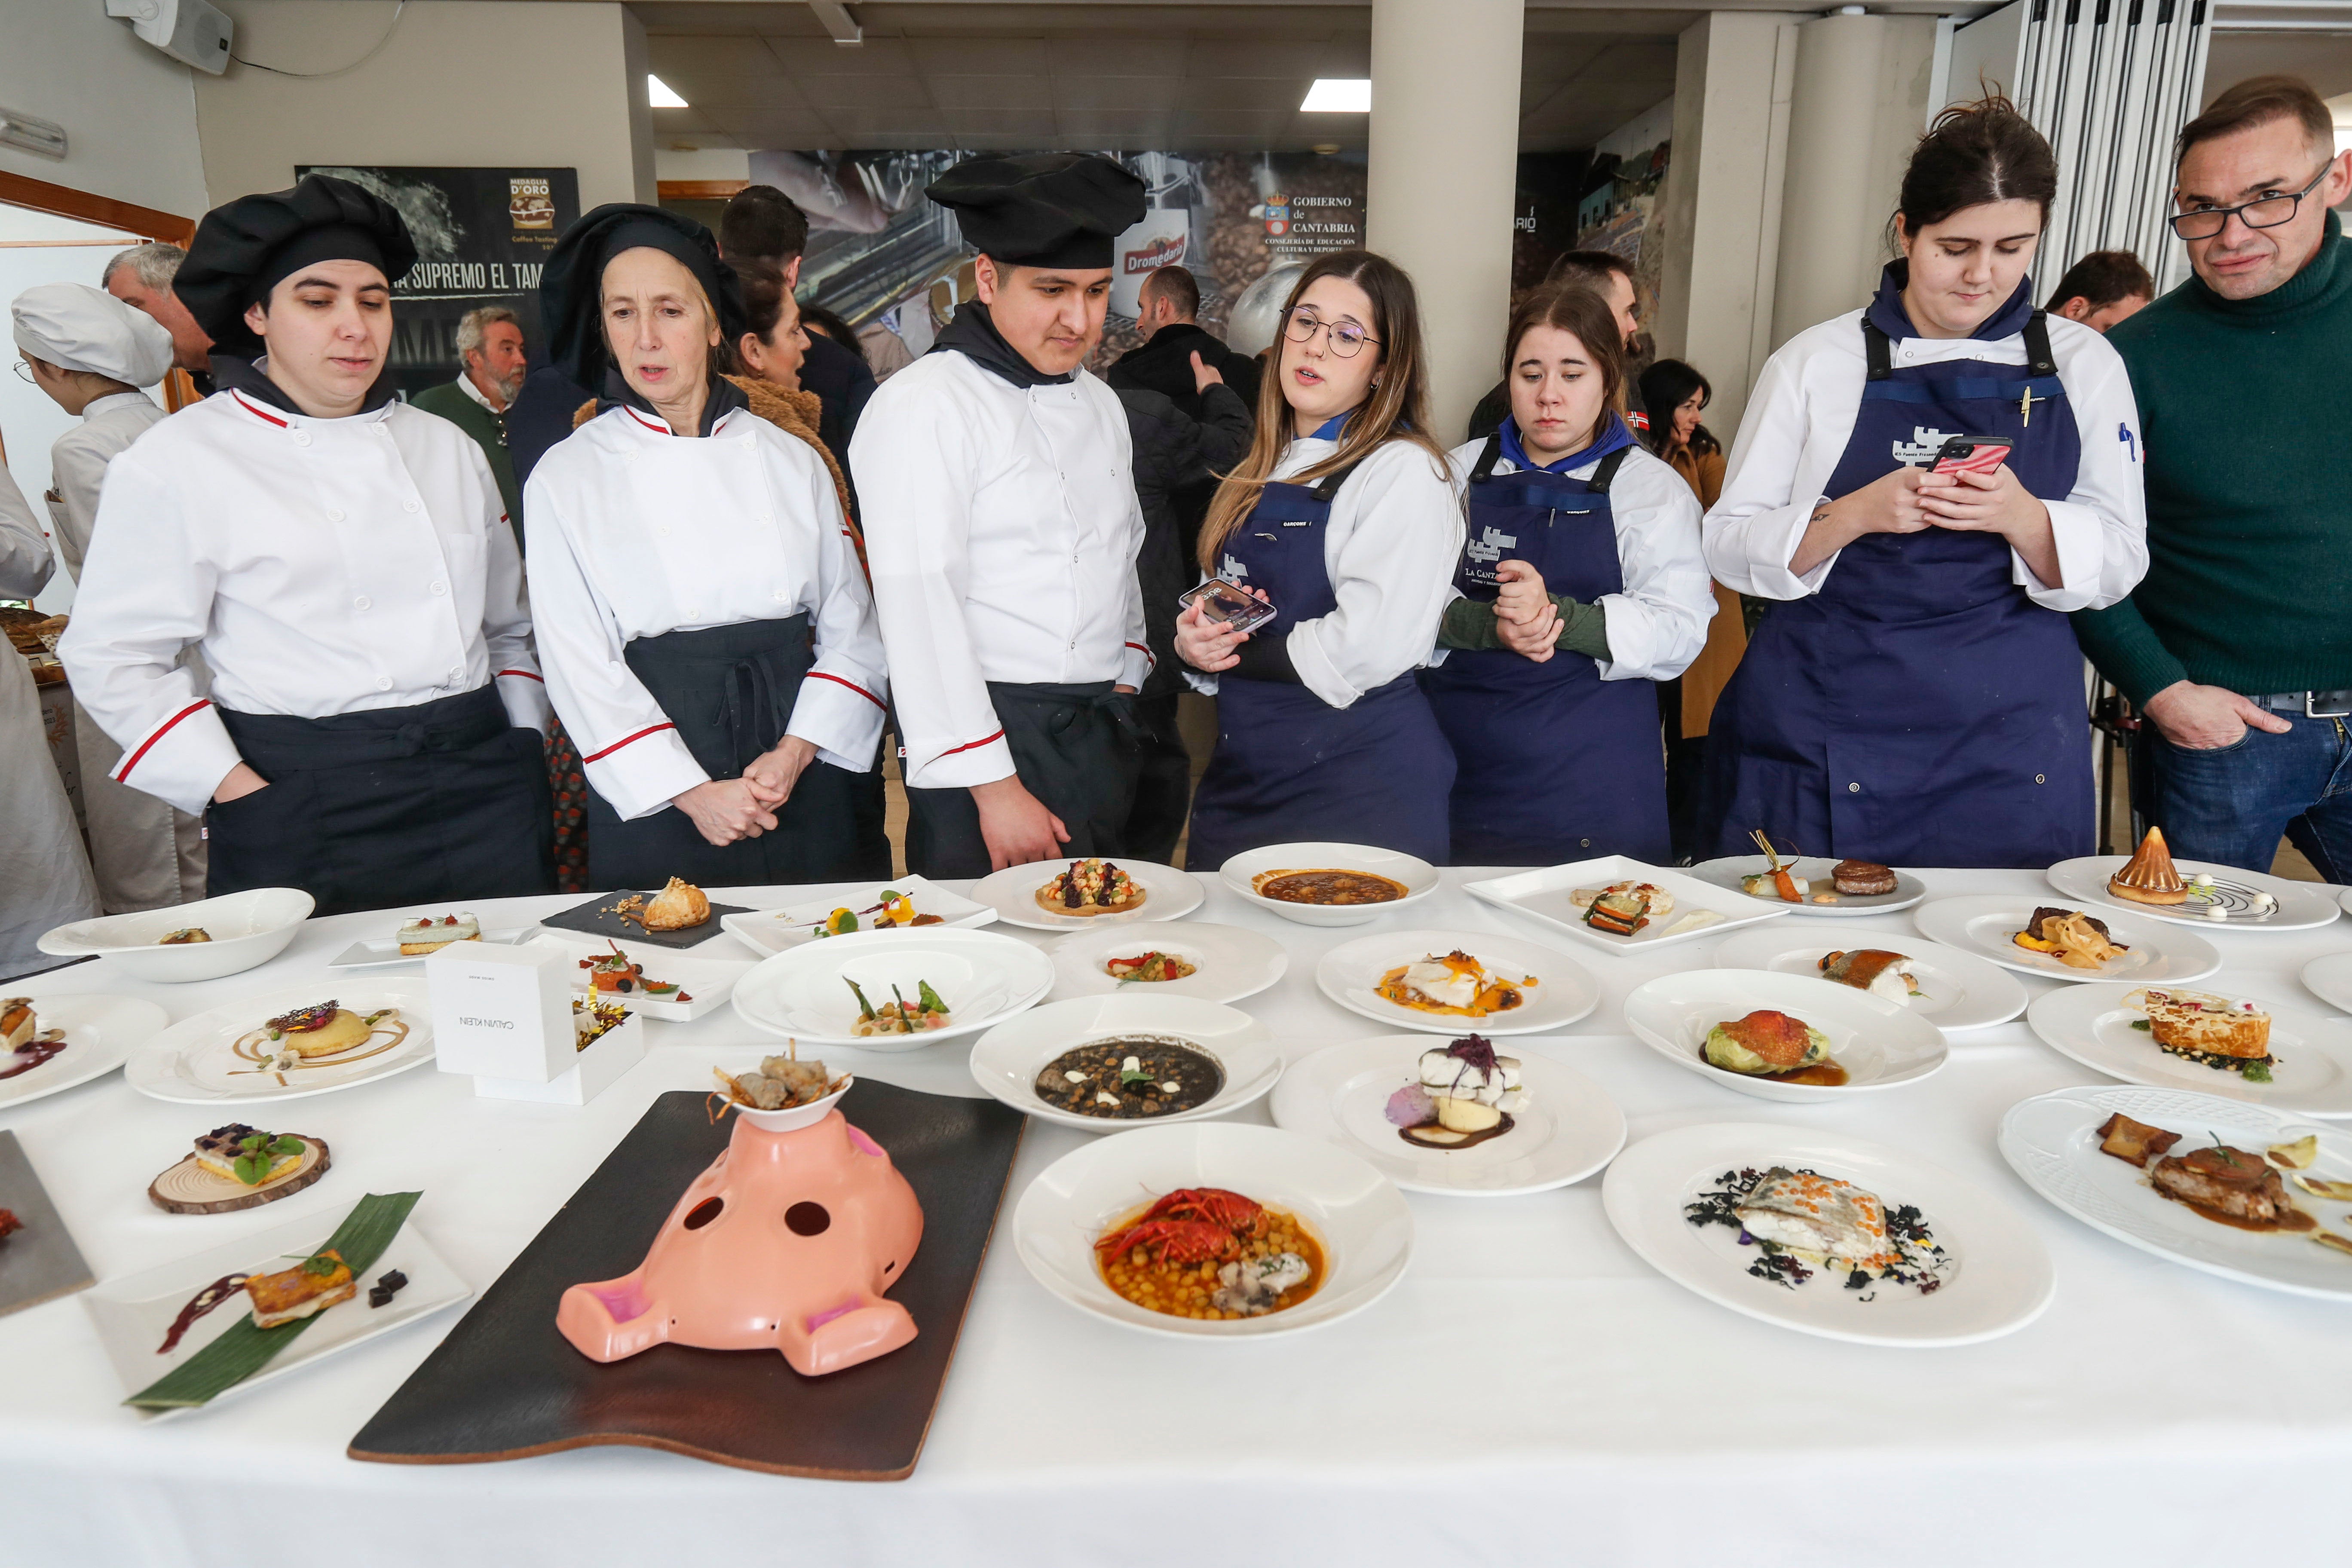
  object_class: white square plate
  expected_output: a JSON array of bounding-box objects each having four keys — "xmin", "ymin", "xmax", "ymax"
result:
[
  {"xmin": 1464, "ymin": 855, "xmax": 1792, "ymax": 954},
  {"xmin": 519, "ymin": 933, "xmax": 750, "ymax": 1022},
  {"xmin": 327, "ymin": 928, "xmax": 532, "ymax": 970}
]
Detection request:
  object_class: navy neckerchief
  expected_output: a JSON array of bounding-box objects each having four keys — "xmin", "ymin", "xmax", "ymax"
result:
[
  {"xmin": 1499, "ymin": 411, "xmax": 1635, "ymax": 474},
  {"xmin": 1864, "ymin": 259, "xmax": 2037, "ymax": 346},
  {"xmin": 1305, "ymin": 410, "xmax": 1353, "ymax": 441},
  {"xmin": 595, "ymin": 366, "xmax": 748, "ymax": 437},
  {"xmin": 929, "ymin": 299, "xmax": 1073, "ymax": 389},
  {"xmin": 211, "ymin": 353, "xmax": 399, "ymax": 417}
]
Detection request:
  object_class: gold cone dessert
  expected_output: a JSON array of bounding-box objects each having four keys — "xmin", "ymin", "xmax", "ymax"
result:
[{"xmin": 2109, "ymin": 826, "xmax": 2188, "ymax": 906}]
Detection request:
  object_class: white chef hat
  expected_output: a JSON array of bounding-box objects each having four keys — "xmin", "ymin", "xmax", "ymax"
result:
[{"xmin": 11, "ymin": 282, "xmax": 174, "ymax": 387}]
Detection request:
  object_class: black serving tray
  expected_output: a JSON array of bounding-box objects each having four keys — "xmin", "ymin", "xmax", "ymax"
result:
[
  {"xmin": 536, "ymin": 891, "xmax": 754, "ymax": 949},
  {"xmin": 348, "ymin": 1083, "xmax": 1025, "ymax": 1479}
]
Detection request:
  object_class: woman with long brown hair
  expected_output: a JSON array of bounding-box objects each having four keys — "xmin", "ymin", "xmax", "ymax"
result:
[{"xmin": 1173, "ymin": 249, "xmax": 1462, "ymax": 866}]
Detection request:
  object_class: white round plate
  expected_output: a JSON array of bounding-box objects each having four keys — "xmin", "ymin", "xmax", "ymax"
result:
[
  {"xmin": 1621, "ymin": 968, "xmax": 1948, "ymax": 1103},
  {"xmin": 1216, "ymin": 842, "xmax": 1440, "ymax": 928},
  {"xmin": 1687, "ymin": 856, "xmax": 1928, "ymax": 917},
  {"xmin": 729, "ymin": 926, "xmax": 1053, "ymax": 1050},
  {"xmin": 1603, "ymin": 1121, "xmax": 2055, "ymax": 1346},
  {"xmin": 2047, "ymin": 854, "xmax": 2340, "ymax": 932},
  {"xmin": 2001, "ymin": 1084, "xmax": 2352, "ymax": 1299},
  {"xmin": 0, "ymin": 993, "xmax": 170, "ymax": 1109},
  {"xmin": 972, "ymin": 858, "xmax": 1204, "ymax": 932},
  {"xmin": 37, "ymin": 886, "xmax": 314, "ymax": 983},
  {"xmin": 2341, "ymin": 887, "xmax": 2352, "ymax": 922},
  {"xmin": 1013, "ymin": 1121, "xmax": 1413, "ymax": 1339},
  {"xmin": 1046, "ymin": 922, "xmax": 1286, "ymax": 1004},
  {"xmin": 124, "ymin": 979, "xmax": 434, "ymax": 1105},
  {"xmin": 1270, "ymin": 1035, "xmax": 1624, "ymax": 1196},
  {"xmin": 1911, "ymin": 894, "xmax": 2220, "ymax": 984},
  {"xmin": 1313, "ymin": 928, "xmax": 1598, "ymax": 1037},
  {"xmin": 2302, "ymin": 952, "xmax": 2352, "ymax": 1017},
  {"xmin": 968, "ymin": 993, "xmax": 1282, "ymax": 1132},
  {"xmin": 2023, "ymin": 982, "xmax": 2352, "ymax": 1117},
  {"xmin": 1711, "ymin": 928, "xmax": 2029, "ymax": 1034}
]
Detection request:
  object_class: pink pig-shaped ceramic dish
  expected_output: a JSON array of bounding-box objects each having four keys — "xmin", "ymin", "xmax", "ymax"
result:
[{"xmin": 556, "ymin": 1105, "xmax": 924, "ymax": 1377}]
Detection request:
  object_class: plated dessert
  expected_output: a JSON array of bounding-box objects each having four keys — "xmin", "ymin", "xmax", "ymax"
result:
[
  {"xmin": 232, "ymin": 1000, "xmax": 408, "ymax": 1086},
  {"xmin": 1037, "ymin": 858, "xmax": 1145, "ymax": 916},
  {"xmin": 1035, "ymin": 1036, "xmax": 1224, "ymax": 1119},
  {"xmin": 1384, "ymin": 1034, "xmax": 1527, "ymax": 1149},
  {"xmin": 612, "ymin": 877, "xmax": 710, "ymax": 932},
  {"xmin": 846, "ymin": 978, "xmax": 952, "ymax": 1037},
  {"xmin": 2124, "ymin": 986, "xmax": 2276, "ymax": 1083},
  {"xmin": 1374, "ymin": 949, "xmax": 1535, "ymax": 1017},
  {"xmin": 578, "ymin": 942, "xmax": 690, "ymax": 1002},
  {"xmin": 1686, "ymin": 1165, "xmax": 1951, "ymax": 1297},
  {"xmin": 1104, "ymin": 949, "xmax": 1197, "ymax": 984},
  {"xmin": 1, "ymin": 998, "xmax": 66, "ymax": 1081},
  {"xmin": 1702, "ymin": 1009, "xmax": 1848, "ymax": 1087},
  {"xmin": 396, "ymin": 912, "xmax": 479, "ymax": 956},
  {"xmin": 809, "ymin": 889, "xmax": 945, "ymax": 937},
  {"xmin": 1817, "ymin": 949, "xmax": 1922, "ymax": 1004},
  {"xmin": 2013, "ymin": 906, "xmax": 2130, "ymax": 971},
  {"xmin": 1094, "ymin": 1187, "xmax": 1324, "ymax": 1320}
]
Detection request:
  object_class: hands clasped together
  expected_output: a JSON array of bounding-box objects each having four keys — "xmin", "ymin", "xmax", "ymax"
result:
[{"xmin": 670, "ymin": 736, "xmax": 818, "ymax": 847}]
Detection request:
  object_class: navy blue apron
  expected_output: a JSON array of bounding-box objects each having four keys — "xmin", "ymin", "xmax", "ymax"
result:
[
  {"xmin": 902, "ymin": 680, "xmax": 1141, "ymax": 880},
  {"xmin": 1421, "ymin": 418, "xmax": 1668, "ymax": 865},
  {"xmin": 1185, "ymin": 441, "xmax": 1456, "ymax": 869},
  {"xmin": 1699, "ymin": 273, "xmax": 2093, "ymax": 868}
]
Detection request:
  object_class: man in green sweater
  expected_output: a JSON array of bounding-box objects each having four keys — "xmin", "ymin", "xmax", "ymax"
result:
[
  {"xmin": 2074, "ymin": 75, "xmax": 2352, "ymax": 877},
  {"xmin": 410, "ymin": 305, "xmax": 526, "ymax": 546}
]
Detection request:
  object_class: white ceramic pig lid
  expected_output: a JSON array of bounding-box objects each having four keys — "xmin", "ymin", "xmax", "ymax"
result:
[{"xmin": 556, "ymin": 1108, "xmax": 924, "ymax": 1377}]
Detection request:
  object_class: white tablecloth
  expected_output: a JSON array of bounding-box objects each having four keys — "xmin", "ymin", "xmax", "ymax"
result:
[{"xmin": 8, "ymin": 870, "xmax": 2352, "ymax": 1566}]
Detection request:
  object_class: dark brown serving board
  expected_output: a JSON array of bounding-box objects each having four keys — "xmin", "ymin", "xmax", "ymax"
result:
[
  {"xmin": 348, "ymin": 1083, "xmax": 1025, "ymax": 1479},
  {"xmin": 537, "ymin": 891, "xmax": 754, "ymax": 950},
  {"xmin": 0, "ymin": 1130, "xmax": 93, "ymax": 1318}
]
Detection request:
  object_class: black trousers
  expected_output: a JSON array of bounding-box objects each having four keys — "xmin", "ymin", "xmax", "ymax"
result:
[
  {"xmin": 904, "ymin": 680, "xmax": 1142, "ymax": 879},
  {"xmin": 207, "ymin": 686, "xmax": 554, "ymax": 917},
  {"xmin": 1124, "ymin": 692, "xmax": 1195, "ymax": 865}
]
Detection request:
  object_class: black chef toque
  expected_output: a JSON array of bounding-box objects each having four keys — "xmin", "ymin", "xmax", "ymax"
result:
[{"xmin": 925, "ymin": 153, "xmax": 1148, "ymax": 270}]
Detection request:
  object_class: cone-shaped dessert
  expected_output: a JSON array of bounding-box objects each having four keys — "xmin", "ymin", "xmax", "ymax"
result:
[{"xmin": 2109, "ymin": 826, "xmax": 2188, "ymax": 905}]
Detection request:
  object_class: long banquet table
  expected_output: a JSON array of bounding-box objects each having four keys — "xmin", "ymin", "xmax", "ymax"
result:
[{"xmin": 8, "ymin": 867, "xmax": 2352, "ymax": 1566}]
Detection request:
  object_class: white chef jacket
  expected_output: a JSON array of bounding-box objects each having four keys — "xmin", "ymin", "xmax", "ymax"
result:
[
  {"xmin": 850, "ymin": 350, "xmax": 1150, "ymax": 790},
  {"xmin": 57, "ymin": 387, "xmax": 553, "ymax": 818},
  {"xmin": 1185, "ymin": 434, "xmax": 1464, "ymax": 710},
  {"xmin": 1706, "ymin": 308, "xmax": 2147, "ymax": 612},
  {"xmin": 1440, "ymin": 436, "xmax": 1713, "ymax": 683},
  {"xmin": 0, "ymin": 461, "xmax": 99, "ymax": 964},
  {"xmin": 48, "ymin": 390, "xmax": 163, "ymax": 581},
  {"xmin": 524, "ymin": 401, "xmax": 890, "ymax": 823}
]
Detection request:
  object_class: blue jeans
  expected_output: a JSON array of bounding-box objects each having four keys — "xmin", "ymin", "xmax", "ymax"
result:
[{"xmin": 2135, "ymin": 713, "xmax": 2352, "ymax": 879}]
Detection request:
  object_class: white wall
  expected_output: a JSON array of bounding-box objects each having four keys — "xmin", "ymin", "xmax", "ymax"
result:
[{"xmin": 0, "ymin": 0, "xmax": 207, "ymax": 221}]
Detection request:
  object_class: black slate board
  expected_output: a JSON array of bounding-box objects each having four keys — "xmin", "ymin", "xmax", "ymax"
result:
[
  {"xmin": 536, "ymin": 891, "xmax": 754, "ymax": 949},
  {"xmin": 0, "ymin": 1130, "xmax": 94, "ymax": 1318},
  {"xmin": 348, "ymin": 1083, "xmax": 1024, "ymax": 1479}
]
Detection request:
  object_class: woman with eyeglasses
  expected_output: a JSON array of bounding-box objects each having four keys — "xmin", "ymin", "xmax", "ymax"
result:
[
  {"xmin": 1174, "ymin": 249, "xmax": 1462, "ymax": 867},
  {"xmin": 1420, "ymin": 285, "xmax": 1711, "ymax": 865},
  {"xmin": 1699, "ymin": 97, "xmax": 2147, "ymax": 869}
]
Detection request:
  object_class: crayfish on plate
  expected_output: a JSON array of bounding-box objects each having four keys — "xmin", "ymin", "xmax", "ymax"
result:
[{"xmin": 1093, "ymin": 1187, "xmax": 1266, "ymax": 1262}]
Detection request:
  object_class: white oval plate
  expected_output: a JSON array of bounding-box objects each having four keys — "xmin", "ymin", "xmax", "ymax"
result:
[
  {"xmin": 968, "ymin": 994, "xmax": 1282, "ymax": 1133},
  {"xmin": 1217, "ymin": 842, "xmax": 1441, "ymax": 928},
  {"xmin": 1911, "ymin": 894, "xmax": 2220, "ymax": 984},
  {"xmin": 0, "ymin": 993, "xmax": 170, "ymax": 1110},
  {"xmin": 717, "ymin": 876, "xmax": 997, "ymax": 958},
  {"xmin": 729, "ymin": 926, "xmax": 1053, "ymax": 1050},
  {"xmin": 2023, "ymin": 982, "xmax": 2352, "ymax": 1117},
  {"xmin": 1711, "ymin": 928, "xmax": 2029, "ymax": 1034},
  {"xmin": 124, "ymin": 979, "xmax": 435, "ymax": 1105},
  {"xmin": 1686, "ymin": 855, "xmax": 1928, "ymax": 917},
  {"xmin": 1603, "ymin": 1121, "xmax": 2055, "ymax": 1346},
  {"xmin": 2000, "ymin": 1084, "xmax": 2352, "ymax": 1300},
  {"xmin": 1621, "ymin": 968, "xmax": 1948, "ymax": 1103},
  {"xmin": 1046, "ymin": 921, "xmax": 1286, "ymax": 1004},
  {"xmin": 972, "ymin": 858, "xmax": 1204, "ymax": 932},
  {"xmin": 1312, "ymin": 928, "xmax": 1599, "ymax": 1037},
  {"xmin": 2047, "ymin": 854, "xmax": 2340, "ymax": 931},
  {"xmin": 38, "ymin": 886, "xmax": 314, "ymax": 983},
  {"xmin": 1270, "ymin": 1035, "xmax": 1624, "ymax": 1196},
  {"xmin": 1013, "ymin": 1121, "xmax": 1413, "ymax": 1339},
  {"xmin": 2302, "ymin": 952, "xmax": 2352, "ymax": 1017}
]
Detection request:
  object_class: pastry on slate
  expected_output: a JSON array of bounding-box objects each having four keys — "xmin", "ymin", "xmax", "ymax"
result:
[
  {"xmin": 641, "ymin": 876, "xmax": 710, "ymax": 931},
  {"xmin": 2109, "ymin": 826, "xmax": 2188, "ymax": 906}
]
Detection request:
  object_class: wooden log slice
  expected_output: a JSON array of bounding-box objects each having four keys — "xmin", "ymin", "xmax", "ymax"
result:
[{"xmin": 148, "ymin": 1137, "xmax": 330, "ymax": 1214}]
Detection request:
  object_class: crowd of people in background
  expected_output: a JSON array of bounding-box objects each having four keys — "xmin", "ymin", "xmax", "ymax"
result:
[{"xmin": 5, "ymin": 70, "xmax": 2349, "ymax": 965}]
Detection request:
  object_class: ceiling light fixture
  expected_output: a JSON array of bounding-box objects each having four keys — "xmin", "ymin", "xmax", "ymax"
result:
[
  {"xmin": 1301, "ymin": 79, "xmax": 1371, "ymax": 113},
  {"xmin": 648, "ymin": 75, "xmax": 688, "ymax": 108},
  {"xmin": 808, "ymin": 1, "xmax": 863, "ymax": 46}
]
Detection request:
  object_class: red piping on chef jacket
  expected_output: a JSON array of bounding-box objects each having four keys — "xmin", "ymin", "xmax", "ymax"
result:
[
  {"xmin": 581, "ymin": 722, "xmax": 677, "ymax": 763},
  {"xmin": 1125, "ymin": 641, "xmax": 1157, "ymax": 667},
  {"xmin": 230, "ymin": 391, "xmax": 288, "ymax": 428},
  {"xmin": 114, "ymin": 699, "xmax": 212, "ymax": 781},
  {"xmin": 495, "ymin": 668, "xmax": 545, "ymax": 683},
  {"xmin": 623, "ymin": 407, "xmax": 670, "ymax": 435},
  {"xmin": 937, "ymin": 729, "xmax": 1005, "ymax": 758},
  {"xmin": 805, "ymin": 671, "xmax": 884, "ymax": 710}
]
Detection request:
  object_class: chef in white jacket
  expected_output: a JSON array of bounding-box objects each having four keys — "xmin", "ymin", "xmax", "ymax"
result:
[
  {"xmin": 0, "ymin": 454, "xmax": 99, "ymax": 967},
  {"xmin": 850, "ymin": 153, "xmax": 1153, "ymax": 877},
  {"xmin": 526, "ymin": 205, "xmax": 889, "ymax": 889},
  {"xmin": 12, "ymin": 282, "xmax": 206, "ymax": 913},
  {"xmin": 58, "ymin": 176, "xmax": 555, "ymax": 916}
]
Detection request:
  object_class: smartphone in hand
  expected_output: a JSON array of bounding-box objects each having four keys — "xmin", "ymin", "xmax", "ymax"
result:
[
  {"xmin": 1930, "ymin": 435, "xmax": 2014, "ymax": 478},
  {"xmin": 1178, "ymin": 577, "xmax": 1276, "ymax": 637}
]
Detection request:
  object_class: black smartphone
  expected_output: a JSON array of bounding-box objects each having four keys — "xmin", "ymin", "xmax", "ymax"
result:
[{"xmin": 1178, "ymin": 577, "xmax": 1276, "ymax": 636}]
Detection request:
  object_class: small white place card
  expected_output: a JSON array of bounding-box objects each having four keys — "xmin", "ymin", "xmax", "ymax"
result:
[{"xmin": 426, "ymin": 940, "xmax": 572, "ymax": 1083}]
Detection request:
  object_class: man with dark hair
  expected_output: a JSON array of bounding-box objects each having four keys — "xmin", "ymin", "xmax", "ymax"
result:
[
  {"xmin": 2074, "ymin": 75, "xmax": 2352, "ymax": 876},
  {"xmin": 1466, "ymin": 249, "xmax": 1641, "ymax": 440},
  {"xmin": 1107, "ymin": 264, "xmax": 1261, "ymax": 417},
  {"xmin": 2046, "ymin": 248, "xmax": 2156, "ymax": 332},
  {"xmin": 716, "ymin": 183, "xmax": 875, "ymax": 458}
]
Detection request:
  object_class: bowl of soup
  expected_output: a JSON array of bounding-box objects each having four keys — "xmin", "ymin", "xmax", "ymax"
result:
[{"xmin": 1217, "ymin": 842, "xmax": 1439, "ymax": 928}]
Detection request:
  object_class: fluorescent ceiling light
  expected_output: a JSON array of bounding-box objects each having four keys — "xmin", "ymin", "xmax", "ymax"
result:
[
  {"xmin": 1301, "ymin": 79, "xmax": 1371, "ymax": 113},
  {"xmin": 648, "ymin": 75, "xmax": 688, "ymax": 108}
]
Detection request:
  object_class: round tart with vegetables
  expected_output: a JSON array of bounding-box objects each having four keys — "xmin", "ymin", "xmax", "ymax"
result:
[{"xmin": 1037, "ymin": 858, "xmax": 1146, "ymax": 916}]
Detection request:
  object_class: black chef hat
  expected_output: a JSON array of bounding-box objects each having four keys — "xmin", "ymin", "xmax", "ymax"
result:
[
  {"xmin": 174, "ymin": 175, "xmax": 417, "ymax": 359},
  {"xmin": 925, "ymin": 153, "xmax": 1148, "ymax": 270},
  {"xmin": 539, "ymin": 203, "xmax": 747, "ymax": 390}
]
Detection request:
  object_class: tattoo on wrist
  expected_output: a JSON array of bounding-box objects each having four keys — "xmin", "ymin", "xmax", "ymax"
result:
[{"xmin": 1810, "ymin": 500, "xmax": 1833, "ymax": 527}]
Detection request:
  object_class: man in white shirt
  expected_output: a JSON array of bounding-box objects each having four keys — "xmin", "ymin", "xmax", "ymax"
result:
[
  {"xmin": 850, "ymin": 153, "xmax": 1153, "ymax": 876},
  {"xmin": 58, "ymin": 175, "xmax": 556, "ymax": 916}
]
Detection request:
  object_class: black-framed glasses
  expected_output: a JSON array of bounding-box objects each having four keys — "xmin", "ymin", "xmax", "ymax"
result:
[
  {"xmin": 1284, "ymin": 308, "xmax": 1379, "ymax": 358},
  {"xmin": 2169, "ymin": 160, "xmax": 2334, "ymax": 239}
]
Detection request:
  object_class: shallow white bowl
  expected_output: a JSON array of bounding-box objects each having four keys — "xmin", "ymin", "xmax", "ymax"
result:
[
  {"xmin": 729, "ymin": 926, "xmax": 1054, "ymax": 1051},
  {"xmin": 968, "ymin": 993, "xmax": 1282, "ymax": 1133},
  {"xmin": 1014, "ymin": 1121, "xmax": 1413, "ymax": 1338},
  {"xmin": 1313, "ymin": 927, "xmax": 1600, "ymax": 1036},
  {"xmin": 1045, "ymin": 921, "xmax": 1287, "ymax": 1004},
  {"xmin": 0, "ymin": 993, "xmax": 170, "ymax": 1109},
  {"xmin": 2023, "ymin": 982, "xmax": 2352, "ymax": 1117},
  {"xmin": 1216, "ymin": 842, "xmax": 1439, "ymax": 928},
  {"xmin": 38, "ymin": 887, "xmax": 313, "ymax": 983},
  {"xmin": 1621, "ymin": 968, "xmax": 1949, "ymax": 1103},
  {"xmin": 1710, "ymin": 928, "xmax": 2029, "ymax": 1034}
]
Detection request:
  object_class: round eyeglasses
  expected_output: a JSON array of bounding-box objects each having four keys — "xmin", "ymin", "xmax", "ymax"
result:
[
  {"xmin": 1284, "ymin": 308, "xmax": 1379, "ymax": 358},
  {"xmin": 10, "ymin": 360, "xmax": 33, "ymax": 384},
  {"xmin": 2169, "ymin": 161, "xmax": 2334, "ymax": 240}
]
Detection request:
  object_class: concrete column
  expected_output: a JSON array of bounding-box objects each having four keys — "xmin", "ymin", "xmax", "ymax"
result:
[{"xmin": 1366, "ymin": 0, "xmax": 1525, "ymax": 441}]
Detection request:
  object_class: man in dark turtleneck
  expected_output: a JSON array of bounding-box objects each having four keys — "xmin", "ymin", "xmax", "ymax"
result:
[{"xmin": 2075, "ymin": 75, "xmax": 2352, "ymax": 877}]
